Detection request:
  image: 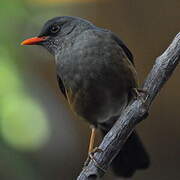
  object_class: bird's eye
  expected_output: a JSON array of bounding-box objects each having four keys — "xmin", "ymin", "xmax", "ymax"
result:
[{"xmin": 50, "ymin": 24, "xmax": 60, "ymax": 34}]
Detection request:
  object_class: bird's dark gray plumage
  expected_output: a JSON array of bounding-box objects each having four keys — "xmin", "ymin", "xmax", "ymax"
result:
[{"xmin": 25, "ymin": 16, "xmax": 150, "ymax": 177}]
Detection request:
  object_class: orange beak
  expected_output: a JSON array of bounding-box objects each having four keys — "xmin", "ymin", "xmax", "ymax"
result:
[{"xmin": 21, "ymin": 36, "xmax": 48, "ymax": 45}]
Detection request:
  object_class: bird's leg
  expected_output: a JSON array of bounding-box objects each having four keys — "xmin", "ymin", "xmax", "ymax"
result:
[
  {"xmin": 88, "ymin": 127, "xmax": 96, "ymax": 154},
  {"xmin": 84, "ymin": 126, "xmax": 105, "ymax": 172},
  {"xmin": 84, "ymin": 126, "xmax": 97, "ymax": 167}
]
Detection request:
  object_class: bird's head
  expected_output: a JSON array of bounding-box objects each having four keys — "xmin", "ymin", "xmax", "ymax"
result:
[{"xmin": 21, "ymin": 16, "xmax": 95, "ymax": 55}]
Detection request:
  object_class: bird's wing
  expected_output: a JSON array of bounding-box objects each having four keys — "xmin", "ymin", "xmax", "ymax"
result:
[
  {"xmin": 111, "ymin": 33, "xmax": 134, "ymax": 65},
  {"xmin": 94, "ymin": 28, "xmax": 134, "ymax": 65},
  {"xmin": 57, "ymin": 75, "xmax": 67, "ymax": 99}
]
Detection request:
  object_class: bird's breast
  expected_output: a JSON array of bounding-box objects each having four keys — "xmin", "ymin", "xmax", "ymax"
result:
[
  {"xmin": 55, "ymin": 34, "xmax": 137, "ymax": 125},
  {"xmin": 57, "ymin": 60, "xmax": 130, "ymax": 125}
]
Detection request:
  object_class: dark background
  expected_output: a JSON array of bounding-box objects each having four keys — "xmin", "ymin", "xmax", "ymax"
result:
[{"xmin": 0, "ymin": 0, "xmax": 179, "ymax": 179}]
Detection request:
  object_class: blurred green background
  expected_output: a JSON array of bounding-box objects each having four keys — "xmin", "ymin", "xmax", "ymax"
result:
[{"xmin": 0, "ymin": 0, "xmax": 179, "ymax": 179}]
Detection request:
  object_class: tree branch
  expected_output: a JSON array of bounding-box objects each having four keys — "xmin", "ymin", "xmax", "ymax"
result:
[{"xmin": 77, "ymin": 33, "xmax": 180, "ymax": 180}]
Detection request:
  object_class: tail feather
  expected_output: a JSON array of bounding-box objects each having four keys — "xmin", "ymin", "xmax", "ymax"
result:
[
  {"xmin": 111, "ymin": 131, "xmax": 150, "ymax": 177},
  {"xmin": 100, "ymin": 122, "xmax": 150, "ymax": 178}
]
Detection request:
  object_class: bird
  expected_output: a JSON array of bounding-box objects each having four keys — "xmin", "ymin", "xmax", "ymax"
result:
[{"xmin": 21, "ymin": 16, "xmax": 150, "ymax": 178}]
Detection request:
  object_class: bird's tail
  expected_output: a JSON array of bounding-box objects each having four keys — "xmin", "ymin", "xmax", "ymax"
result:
[{"xmin": 100, "ymin": 123, "xmax": 150, "ymax": 177}]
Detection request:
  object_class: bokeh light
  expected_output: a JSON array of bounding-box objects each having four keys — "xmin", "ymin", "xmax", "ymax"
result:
[
  {"xmin": 0, "ymin": 47, "xmax": 22, "ymax": 96},
  {"xmin": 0, "ymin": 46, "xmax": 50, "ymax": 151},
  {"xmin": 1, "ymin": 95, "xmax": 50, "ymax": 151}
]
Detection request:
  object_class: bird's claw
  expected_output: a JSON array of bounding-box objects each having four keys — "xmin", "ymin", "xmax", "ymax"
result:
[
  {"xmin": 90, "ymin": 147, "xmax": 103, "ymax": 154},
  {"xmin": 132, "ymin": 88, "xmax": 148, "ymax": 103},
  {"xmin": 132, "ymin": 88, "xmax": 149, "ymax": 120},
  {"xmin": 83, "ymin": 147, "xmax": 106, "ymax": 172},
  {"xmin": 83, "ymin": 147, "xmax": 102, "ymax": 167}
]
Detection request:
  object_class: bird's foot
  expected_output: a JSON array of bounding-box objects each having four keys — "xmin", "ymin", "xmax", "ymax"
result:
[
  {"xmin": 132, "ymin": 88, "xmax": 149, "ymax": 119},
  {"xmin": 84, "ymin": 147, "xmax": 102, "ymax": 167},
  {"xmin": 132, "ymin": 88, "xmax": 148, "ymax": 103},
  {"xmin": 83, "ymin": 147, "xmax": 106, "ymax": 172}
]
